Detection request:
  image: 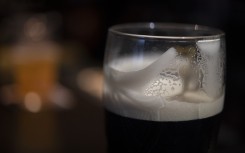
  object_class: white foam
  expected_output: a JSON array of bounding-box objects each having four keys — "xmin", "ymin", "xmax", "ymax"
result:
[
  {"xmin": 197, "ymin": 39, "xmax": 224, "ymax": 98},
  {"xmin": 104, "ymin": 44, "xmax": 225, "ymax": 121},
  {"xmin": 109, "ymin": 47, "xmax": 177, "ymax": 92}
]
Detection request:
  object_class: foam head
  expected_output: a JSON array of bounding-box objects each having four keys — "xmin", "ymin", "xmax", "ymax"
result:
[{"xmin": 104, "ymin": 41, "xmax": 225, "ymax": 121}]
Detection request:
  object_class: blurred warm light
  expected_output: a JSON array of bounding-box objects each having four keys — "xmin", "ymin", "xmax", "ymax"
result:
[
  {"xmin": 24, "ymin": 92, "xmax": 42, "ymax": 113},
  {"xmin": 48, "ymin": 84, "xmax": 74, "ymax": 109},
  {"xmin": 77, "ymin": 68, "xmax": 103, "ymax": 100},
  {"xmin": 24, "ymin": 16, "xmax": 47, "ymax": 41}
]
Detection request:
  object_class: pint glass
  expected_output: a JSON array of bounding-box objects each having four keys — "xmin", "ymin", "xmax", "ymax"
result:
[{"xmin": 103, "ymin": 23, "xmax": 226, "ymax": 153}]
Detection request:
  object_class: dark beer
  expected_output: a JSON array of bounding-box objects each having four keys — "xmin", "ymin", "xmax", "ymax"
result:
[
  {"xmin": 105, "ymin": 109, "xmax": 221, "ymax": 153},
  {"xmin": 103, "ymin": 23, "xmax": 225, "ymax": 153}
]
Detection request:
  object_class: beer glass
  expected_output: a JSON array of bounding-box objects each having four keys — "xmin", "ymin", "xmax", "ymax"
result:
[{"xmin": 103, "ymin": 23, "xmax": 225, "ymax": 153}]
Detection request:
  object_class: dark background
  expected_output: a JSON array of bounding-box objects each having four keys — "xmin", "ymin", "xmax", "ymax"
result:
[{"xmin": 0, "ymin": 0, "xmax": 244, "ymax": 153}]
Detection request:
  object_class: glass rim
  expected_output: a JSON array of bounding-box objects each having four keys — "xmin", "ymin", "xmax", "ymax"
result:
[{"xmin": 109, "ymin": 22, "xmax": 225, "ymax": 40}]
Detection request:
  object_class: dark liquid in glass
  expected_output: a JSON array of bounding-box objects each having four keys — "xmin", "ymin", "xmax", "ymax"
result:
[{"xmin": 105, "ymin": 109, "xmax": 221, "ymax": 153}]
